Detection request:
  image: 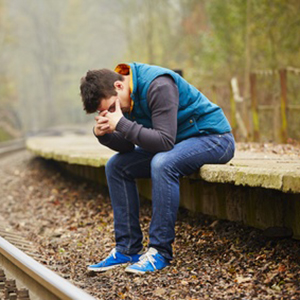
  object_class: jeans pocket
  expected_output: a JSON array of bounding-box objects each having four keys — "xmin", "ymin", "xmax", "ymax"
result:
[{"xmin": 208, "ymin": 134, "xmax": 222, "ymax": 144}]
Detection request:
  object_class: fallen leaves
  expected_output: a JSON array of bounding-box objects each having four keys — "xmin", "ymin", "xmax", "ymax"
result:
[
  {"xmin": 0, "ymin": 152, "xmax": 299, "ymax": 300},
  {"xmin": 235, "ymin": 276, "xmax": 252, "ymax": 284}
]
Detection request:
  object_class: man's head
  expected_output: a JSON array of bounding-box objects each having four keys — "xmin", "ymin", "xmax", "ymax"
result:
[{"xmin": 80, "ymin": 69, "xmax": 130, "ymax": 114}]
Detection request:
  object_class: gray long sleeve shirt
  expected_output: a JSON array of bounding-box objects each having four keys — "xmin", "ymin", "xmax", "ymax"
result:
[{"xmin": 95, "ymin": 75, "xmax": 179, "ymax": 153}]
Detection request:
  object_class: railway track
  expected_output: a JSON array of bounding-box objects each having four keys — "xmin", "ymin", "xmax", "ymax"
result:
[
  {"xmin": 0, "ymin": 234, "xmax": 96, "ymax": 300},
  {"xmin": 0, "ymin": 140, "xmax": 97, "ymax": 300},
  {"xmin": 0, "ymin": 139, "xmax": 26, "ymax": 158}
]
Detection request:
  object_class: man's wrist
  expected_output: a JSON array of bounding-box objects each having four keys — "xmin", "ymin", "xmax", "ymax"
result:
[{"xmin": 93, "ymin": 126, "xmax": 108, "ymax": 138}]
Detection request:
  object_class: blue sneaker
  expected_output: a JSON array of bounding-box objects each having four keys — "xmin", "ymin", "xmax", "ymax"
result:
[
  {"xmin": 125, "ymin": 247, "xmax": 170, "ymax": 274},
  {"xmin": 87, "ymin": 248, "xmax": 142, "ymax": 272}
]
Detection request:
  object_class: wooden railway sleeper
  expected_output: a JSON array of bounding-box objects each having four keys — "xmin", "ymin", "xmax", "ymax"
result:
[{"xmin": 0, "ymin": 269, "xmax": 31, "ymax": 300}]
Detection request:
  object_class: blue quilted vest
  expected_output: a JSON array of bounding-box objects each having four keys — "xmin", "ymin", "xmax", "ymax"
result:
[{"xmin": 124, "ymin": 63, "xmax": 231, "ymax": 143}]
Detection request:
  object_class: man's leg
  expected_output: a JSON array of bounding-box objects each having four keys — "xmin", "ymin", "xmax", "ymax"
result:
[
  {"xmin": 105, "ymin": 147, "xmax": 154, "ymax": 255},
  {"xmin": 149, "ymin": 133, "xmax": 235, "ymax": 260}
]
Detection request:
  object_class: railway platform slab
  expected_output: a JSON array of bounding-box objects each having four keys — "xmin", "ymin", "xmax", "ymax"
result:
[{"xmin": 26, "ymin": 133, "xmax": 300, "ymax": 239}]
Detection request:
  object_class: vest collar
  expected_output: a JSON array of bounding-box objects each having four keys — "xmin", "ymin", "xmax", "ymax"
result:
[{"xmin": 114, "ymin": 63, "xmax": 136, "ymax": 112}]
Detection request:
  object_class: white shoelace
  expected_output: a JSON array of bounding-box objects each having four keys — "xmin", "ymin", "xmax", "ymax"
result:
[
  {"xmin": 135, "ymin": 248, "xmax": 157, "ymax": 270},
  {"xmin": 109, "ymin": 248, "xmax": 117, "ymax": 259}
]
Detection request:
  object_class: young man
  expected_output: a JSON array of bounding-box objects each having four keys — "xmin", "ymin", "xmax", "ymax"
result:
[{"xmin": 80, "ymin": 62, "xmax": 235, "ymax": 274}]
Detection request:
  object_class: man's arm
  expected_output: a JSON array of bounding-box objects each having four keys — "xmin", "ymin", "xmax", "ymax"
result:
[
  {"xmin": 116, "ymin": 75, "xmax": 178, "ymax": 153},
  {"xmin": 95, "ymin": 130, "xmax": 135, "ymax": 153},
  {"xmin": 93, "ymin": 110, "xmax": 135, "ymax": 153}
]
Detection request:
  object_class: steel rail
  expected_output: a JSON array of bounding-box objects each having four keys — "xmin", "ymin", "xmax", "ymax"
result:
[
  {"xmin": 0, "ymin": 237, "xmax": 96, "ymax": 300},
  {"xmin": 0, "ymin": 138, "xmax": 26, "ymax": 156}
]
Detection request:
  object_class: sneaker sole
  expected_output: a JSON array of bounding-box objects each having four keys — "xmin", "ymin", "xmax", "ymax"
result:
[
  {"xmin": 125, "ymin": 264, "xmax": 170, "ymax": 274},
  {"xmin": 87, "ymin": 263, "xmax": 127, "ymax": 272},
  {"xmin": 125, "ymin": 267, "xmax": 147, "ymax": 274}
]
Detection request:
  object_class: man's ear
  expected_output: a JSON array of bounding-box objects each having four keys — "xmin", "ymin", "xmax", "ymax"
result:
[{"xmin": 114, "ymin": 81, "xmax": 123, "ymax": 90}]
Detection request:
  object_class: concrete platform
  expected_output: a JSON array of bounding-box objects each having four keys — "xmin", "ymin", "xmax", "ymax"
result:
[
  {"xmin": 26, "ymin": 135, "xmax": 300, "ymax": 193},
  {"xmin": 26, "ymin": 134, "xmax": 300, "ymax": 238}
]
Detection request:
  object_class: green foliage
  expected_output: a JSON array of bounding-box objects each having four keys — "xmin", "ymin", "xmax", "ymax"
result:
[
  {"xmin": 206, "ymin": 0, "xmax": 300, "ymax": 73},
  {"xmin": 0, "ymin": 0, "xmax": 299, "ymax": 137},
  {"xmin": 250, "ymin": 0, "xmax": 300, "ymax": 69},
  {"xmin": 122, "ymin": 0, "xmax": 300, "ymax": 88},
  {"xmin": 205, "ymin": 0, "xmax": 247, "ymax": 76}
]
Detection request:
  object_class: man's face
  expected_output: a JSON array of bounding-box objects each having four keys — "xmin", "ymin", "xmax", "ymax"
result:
[
  {"xmin": 97, "ymin": 79, "xmax": 131, "ymax": 114},
  {"xmin": 97, "ymin": 91, "xmax": 131, "ymax": 115},
  {"xmin": 97, "ymin": 93, "xmax": 131, "ymax": 115},
  {"xmin": 98, "ymin": 95, "xmax": 118, "ymax": 113}
]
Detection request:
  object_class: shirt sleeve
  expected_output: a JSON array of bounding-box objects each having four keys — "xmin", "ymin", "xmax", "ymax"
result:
[
  {"xmin": 116, "ymin": 75, "xmax": 179, "ymax": 153},
  {"xmin": 94, "ymin": 127, "xmax": 135, "ymax": 153}
]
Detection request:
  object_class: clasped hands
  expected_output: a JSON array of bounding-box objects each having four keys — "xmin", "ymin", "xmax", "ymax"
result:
[{"xmin": 94, "ymin": 99, "xmax": 123, "ymax": 136}]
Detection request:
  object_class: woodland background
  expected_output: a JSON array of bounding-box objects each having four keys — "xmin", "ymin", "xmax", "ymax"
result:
[{"xmin": 0, "ymin": 0, "xmax": 299, "ymax": 142}]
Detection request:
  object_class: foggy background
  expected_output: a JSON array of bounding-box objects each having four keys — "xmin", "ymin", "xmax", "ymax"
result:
[{"xmin": 1, "ymin": 0, "xmax": 299, "ymax": 142}]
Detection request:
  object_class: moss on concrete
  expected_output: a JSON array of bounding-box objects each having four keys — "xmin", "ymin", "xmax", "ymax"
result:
[
  {"xmin": 282, "ymin": 173, "xmax": 300, "ymax": 193},
  {"xmin": 27, "ymin": 136, "xmax": 300, "ymax": 193}
]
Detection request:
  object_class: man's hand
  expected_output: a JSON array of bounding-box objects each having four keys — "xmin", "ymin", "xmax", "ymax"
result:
[
  {"xmin": 94, "ymin": 111, "xmax": 112, "ymax": 136},
  {"xmin": 104, "ymin": 99, "xmax": 123, "ymax": 131}
]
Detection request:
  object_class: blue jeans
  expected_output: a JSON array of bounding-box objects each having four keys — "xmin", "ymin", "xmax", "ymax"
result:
[{"xmin": 105, "ymin": 132, "xmax": 235, "ymax": 261}]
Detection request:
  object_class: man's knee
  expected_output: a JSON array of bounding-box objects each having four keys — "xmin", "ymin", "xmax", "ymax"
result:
[
  {"xmin": 106, "ymin": 153, "xmax": 122, "ymax": 176},
  {"xmin": 151, "ymin": 153, "xmax": 172, "ymax": 175}
]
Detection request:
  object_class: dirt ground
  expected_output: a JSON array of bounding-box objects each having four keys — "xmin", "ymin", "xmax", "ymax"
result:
[{"xmin": 0, "ymin": 150, "xmax": 299, "ymax": 300}]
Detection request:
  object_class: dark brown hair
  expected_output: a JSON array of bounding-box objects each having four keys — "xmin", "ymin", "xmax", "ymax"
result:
[{"xmin": 80, "ymin": 69, "xmax": 123, "ymax": 113}]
